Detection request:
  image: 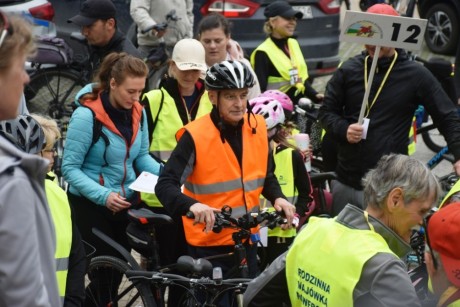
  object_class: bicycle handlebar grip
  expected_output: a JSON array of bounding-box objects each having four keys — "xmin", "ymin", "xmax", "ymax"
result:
[{"xmin": 141, "ymin": 22, "xmax": 168, "ymax": 35}]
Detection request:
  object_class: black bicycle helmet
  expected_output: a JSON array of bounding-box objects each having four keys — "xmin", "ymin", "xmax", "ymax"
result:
[
  {"xmin": 205, "ymin": 60, "xmax": 255, "ymax": 90},
  {"xmin": 0, "ymin": 115, "xmax": 45, "ymax": 154}
]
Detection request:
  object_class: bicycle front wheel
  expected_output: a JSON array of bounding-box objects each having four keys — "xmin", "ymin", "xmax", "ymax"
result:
[
  {"xmin": 86, "ymin": 256, "xmax": 156, "ymax": 307},
  {"xmin": 25, "ymin": 68, "xmax": 85, "ymax": 121}
]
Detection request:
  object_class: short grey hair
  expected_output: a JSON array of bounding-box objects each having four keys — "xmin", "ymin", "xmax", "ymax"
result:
[{"xmin": 363, "ymin": 154, "xmax": 441, "ymax": 209}]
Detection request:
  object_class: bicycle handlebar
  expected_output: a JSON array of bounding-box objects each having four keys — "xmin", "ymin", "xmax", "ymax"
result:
[
  {"xmin": 140, "ymin": 9, "xmax": 181, "ymax": 34},
  {"xmin": 186, "ymin": 205, "xmax": 287, "ymax": 234},
  {"xmin": 126, "ymin": 269, "xmax": 251, "ymax": 286}
]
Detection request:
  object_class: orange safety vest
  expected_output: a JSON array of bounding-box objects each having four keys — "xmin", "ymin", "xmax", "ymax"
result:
[{"xmin": 177, "ymin": 114, "xmax": 268, "ymax": 246}]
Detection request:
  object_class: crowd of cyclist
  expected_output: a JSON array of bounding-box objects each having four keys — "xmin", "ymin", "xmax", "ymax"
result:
[{"xmin": 2, "ymin": 0, "xmax": 460, "ymax": 306}]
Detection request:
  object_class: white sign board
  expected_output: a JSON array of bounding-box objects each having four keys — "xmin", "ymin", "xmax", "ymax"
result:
[{"xmin": 340, "ymin": 11, "xmax": 427, "ymax": 51}]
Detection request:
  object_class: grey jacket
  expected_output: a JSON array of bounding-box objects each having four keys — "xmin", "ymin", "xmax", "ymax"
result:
[
  {"xmin": 130, "ymin": 0, "xmax": 193, "ymax": 48},
  {"xmin": 0, "ymin": 137, "xmax": 60, "ymax": 307},
  {"xmin": 243, "ymin": 205, "xmax": 421, "ymax": 307}
]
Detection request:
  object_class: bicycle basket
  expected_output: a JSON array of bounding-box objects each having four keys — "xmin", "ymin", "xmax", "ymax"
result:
[
  {"xmin": 30, "ymin": 36, "xmax": 73, "ymax": 65},
  {"xmin": 126, "ymin": 222, "xmax": 155, "ymax": 257}
]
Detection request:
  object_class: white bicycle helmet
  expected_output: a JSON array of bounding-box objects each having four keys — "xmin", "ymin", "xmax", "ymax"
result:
[
  {"xmin": 0, "ymin": 115, "xmax": 45, "ymax": 154},
  {"xmin": 249, "ymin": 97, "xmax": 285, "ymax": 130},
  {"xmin": 205, "ymin": 60, "xmax": 255, "ymax": 90}
]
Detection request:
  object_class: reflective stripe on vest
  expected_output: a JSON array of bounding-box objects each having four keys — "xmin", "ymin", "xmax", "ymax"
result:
[
  {"xmin": 265, "ymin": 148, "xmax": 297, "ymax": 238},
  {"xmin": 141, "ymin": 89, "xmax": 212, "ymax": 207},
  {"xmin": 286, "ymin": 217, "xmax": 396, "ymax": 307},
  {"xmin": 250, "ymin": 37, "xmax": 308, "ymax": 93},
  {"xmin": 408, "ymin": 116, "xmax": 417, "ymax": 155},
  {"xmin": 178, "ymin": 114, "xmax": 268, "ymax": 246},
  {"xmin": 45, "ymin": 178, "xmax": 72, "ymax": 300}
]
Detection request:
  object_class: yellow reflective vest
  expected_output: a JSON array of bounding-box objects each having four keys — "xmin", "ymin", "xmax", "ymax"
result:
[
  {"xmin": 441, "ymin": 179, "xmax": 460, "ymax": 208},
  {"xmin": 250, "ymin": 37, "xmax": 308, "ymax": 93},
  {"xmin": 262, "ymin": 147, "xmax": 297, "ymax": 238},
  {"xmin": 286, "ymin": 217, "xmax": 395, "ymax": 307},
  {"xmin": 141, "ymin": 88, "xmax": 212, "ymax": 207},
  {"xmin": 45, "ymin": 177, "xmax": 72, "ymax": 302}
]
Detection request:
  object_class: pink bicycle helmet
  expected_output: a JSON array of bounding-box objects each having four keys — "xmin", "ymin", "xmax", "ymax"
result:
[
  {"xmin": 260, "ymin": 90, "xmax": 294, "ymax": 119},
  {"xmin": 249, "ymin": 96, "xmax": 285, "ymax": 130}
]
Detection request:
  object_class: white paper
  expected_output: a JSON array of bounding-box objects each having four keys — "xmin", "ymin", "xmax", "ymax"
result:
[{"xmin": 129, "ymin": 171, "xmax": 158, "ymax": 194}]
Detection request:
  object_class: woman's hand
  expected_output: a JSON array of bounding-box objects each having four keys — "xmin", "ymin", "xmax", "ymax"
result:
[{"xmin": 106, "ymin": 192, "xmax": 131, "ymax": 213}]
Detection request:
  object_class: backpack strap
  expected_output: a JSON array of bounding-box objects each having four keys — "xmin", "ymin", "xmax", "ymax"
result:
[{"xmin": 144, "ymin": 89, "xmax": 165, "ymax": 144}]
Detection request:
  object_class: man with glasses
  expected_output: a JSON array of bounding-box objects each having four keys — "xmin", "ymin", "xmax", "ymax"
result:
[
  {"xmin": 425, "ymin": 203, "xmax": 460, "ymax": 306},
  {"xmin": 244, "ymin": 154, "xmax": 437, "ymax": 307},
  {"xmin": 68, "ymin": 0, "xmax": 141, "ymax": 69}
]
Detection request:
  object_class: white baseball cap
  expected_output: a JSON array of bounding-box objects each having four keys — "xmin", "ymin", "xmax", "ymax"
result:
[{"xmin": 172, "ymin": 39, "xmax": 207, "ymax": 72}]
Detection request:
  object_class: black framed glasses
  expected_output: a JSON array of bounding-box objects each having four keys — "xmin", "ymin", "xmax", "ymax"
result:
[
  {"xmin": 0, "ymin": 11, "xmax": 12, "ymax": 50},
  {"xmin": 424, "ymin": 211, "xmax": 438, "ymax": 270}
]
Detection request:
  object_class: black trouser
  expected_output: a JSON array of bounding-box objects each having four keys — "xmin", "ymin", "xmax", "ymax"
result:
[{"xmin": 67, "ymin": 193, "xmax": 132, "ymax": 307}]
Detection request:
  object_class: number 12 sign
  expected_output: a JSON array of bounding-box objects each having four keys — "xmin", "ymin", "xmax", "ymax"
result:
[{"xmin": 340, "ymin": 11, "xmax": 427, "ymax": 51}]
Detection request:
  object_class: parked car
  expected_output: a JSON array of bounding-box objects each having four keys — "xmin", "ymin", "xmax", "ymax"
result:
[
  {"xmin": 0, "ymin": 0, "xmax": 56, "ymax": 37},
  {"xmin": 193, "ymin": 0, "xmax": 341, "ymax": 79},
  {"xmin": 47, "ymin": 0, "xmax": 341, "ymax": 79},
  {"xmin": 418, "ymin": 0, "xmax": 460, "ymax": 55}
]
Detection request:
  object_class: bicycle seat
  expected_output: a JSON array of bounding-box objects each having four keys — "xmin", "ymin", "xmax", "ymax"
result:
[
  {"xmin": 127, "ymin": 208, "xmax": 173, "ymax": 226},
  {"xmin": 176, "ymin": 255, "xmax": 213, "ymax": 276},
  {"xmin": 309, "ymin": 171, "xmax": 337, "ymax": 186}
]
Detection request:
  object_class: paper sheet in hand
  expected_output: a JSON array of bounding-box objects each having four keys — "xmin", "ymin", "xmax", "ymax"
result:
[{"xmin": 129, "ymin": 171, "xmax": 158, "ymax": 194}]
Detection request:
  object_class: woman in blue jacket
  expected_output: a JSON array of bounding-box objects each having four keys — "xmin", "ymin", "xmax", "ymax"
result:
[{"xmin": 62, "ymin": 52, "xmax": 161, "ymax": 306}]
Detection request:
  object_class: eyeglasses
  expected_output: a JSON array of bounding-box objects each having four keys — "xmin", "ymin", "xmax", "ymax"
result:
[
  {"xmin": 424, "ymin": 212, "xmax": 438, "ymax": 270},
  {"xmin": 0, "ymin": 11, "xmax": 12, "ymax": 50}
]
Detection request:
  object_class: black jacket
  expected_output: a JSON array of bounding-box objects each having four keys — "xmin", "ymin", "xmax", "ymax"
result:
[
  {"xmin": 89, "ymin": 30, "xmax": 142, "ymax": 69},
  {"xmin": 319, "ymin": 49, "xmax": 460, "ymax": 189}
]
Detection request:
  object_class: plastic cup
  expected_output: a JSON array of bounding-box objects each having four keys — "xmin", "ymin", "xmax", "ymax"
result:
[{"xmin": 293, "ymin": 133, "xmax": 311, "ymax": 172}]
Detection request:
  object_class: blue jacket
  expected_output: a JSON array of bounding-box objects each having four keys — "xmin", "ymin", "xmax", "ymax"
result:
[{"xmin": 62, "ymin": 92, "xmax": 161, "ymax": 206}]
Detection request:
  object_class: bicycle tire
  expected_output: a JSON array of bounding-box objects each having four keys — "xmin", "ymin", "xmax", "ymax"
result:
[
  {"xmin": 25, "ymin": 68, "xmax": 85, "ymax": 121},
  {"xmin": 86, "ymin": 255, "xmax": 156, "ymax": 307},
  {"xmin": 421, "ymin": 126, "xmax": 446, "ymax": 153}
]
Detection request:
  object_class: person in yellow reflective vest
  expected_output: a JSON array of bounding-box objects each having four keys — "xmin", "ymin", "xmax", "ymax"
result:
[
  {"xmin": 244, "ymin": 154, "xmax": 439, "ymax": 307},
  {"xmin": 32, "ymin": 114, "xmax": 86, "ymax": 306},
  {"xmin": 250, "ymin": 0, "xmax": 323, "ymax": 105},
  {"xmin": 425, "ymin": 202, "xmax": 460, "ymax": 307},
  {"xmin": 155, "ymin": 60, "xmax": 296, "ymax": 282},
  {"xmin": 140, "ymin": 38, "xmax": 211, "ymax": 267},
  {"xmin": 249, "ymin": 95, "xmax": 313, "ymax": 264}
]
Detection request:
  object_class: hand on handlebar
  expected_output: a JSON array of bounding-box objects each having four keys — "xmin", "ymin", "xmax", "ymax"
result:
[
  {"xmin": 152, "ymin": 28, "xmax": 166, "ymax": 38},
  {"xmin": 189, "ymin": 203, "xmax": 219, "ymax": 233},
  {"xmin": 273, "ymin": 198, "xmax": 296, "ymax": 229}
]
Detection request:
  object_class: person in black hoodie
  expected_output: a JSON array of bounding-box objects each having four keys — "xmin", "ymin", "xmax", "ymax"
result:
[
  {"xmin": 68, "ymin": 0, "xmax": 142, "ymax": 69},
  {"xmin": 319, "ymin": 4, "xmax": 460, "ymax": 216}
]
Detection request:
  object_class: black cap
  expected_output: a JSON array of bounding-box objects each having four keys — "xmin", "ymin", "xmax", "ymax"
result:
[
  {"xmin": 67, "ymin": 0, "xmax": 116, "ymax": 26},
  {"xmin": 264, "ymin": 1, "xmax": 303, "ymax": 19}
]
